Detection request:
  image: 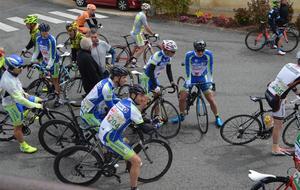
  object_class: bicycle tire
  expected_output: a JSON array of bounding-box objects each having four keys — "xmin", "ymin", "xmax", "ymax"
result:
[
  {"xmin": 245, "ymin": 30, "xmax": 266, "ymax": 51},
  {"xmin": 150, "ymin": 100, "xmax": 181, "ymax": 139},
  {"xmin": 196, "ymin": 95, "xmax": 209, "ymax": 134},
  {"xmin": 220, "ymin": 114, "xmax": 261, "ymax": 145},
  {"xmin": 56, "ymin": 32, "xmax": 71, "ymax": 54},
  {"xmin": 53, "ymin": 145, "xmax": 103, "ymax": 185},
  {"xmin": 98, "ymin": 34, "xmax": 109, "ymax": 44},
  {"xmin": 129, "ymin": 139, "xmax": 173, "ymax": 183},
  {"xmin": 250, "ymin": 176, "xmax": 290, "ymax": 190},
  {"xmin": 282, "ymin": 117, "xmax": 300, "ymax": 147},
  {"xmin": 281, "ymin": 31, "xmax": 299, "ymax": 53},
  {"xmin": 62, "ymin": 77, "xmax": 84, "ymax": 107},
  {"xmin": 112, "ymin": 45, "xmax": 130, "ymax": 67},
  {"xmin": 25, "ymin": 78, "xmax": 53, "ymax": 99},
  {"xmin": 0, "ymin": 111, "xmax": 15, "ymax": 141},
  {"xmin": 38, "ymin": 119, "xmax": 80, "ymax": 155},
  {"xmin": 39, "ymin": 110, "xmax": 73, "ymax": 126},
  {"xmin": 143, "ymin": 44, "xmax": 161, "ymax": 64}
]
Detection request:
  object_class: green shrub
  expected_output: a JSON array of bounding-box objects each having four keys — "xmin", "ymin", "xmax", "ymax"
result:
[
  {"xmin": 247, "ymin": 0, "xmax": 270, "ymax": 24},
  {"xmin": 150, "ymin": 0, "xmax": 191, "ymax": 16},
  {"xmin": 233, "ymin": 8, "xmax": 252, "ymax": 26}
]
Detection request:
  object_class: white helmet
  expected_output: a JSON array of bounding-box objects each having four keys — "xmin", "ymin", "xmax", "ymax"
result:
[
  {"xmin": 297, "ymin": 51, "xmax": 300, "ymax": 59},
  {"xmin": 141, "ymin": 3, "xmax": 151, "ymax": 10},
  {"xmin": 162, "ymin": 40, "xmax": 178, "ymax": 52}
]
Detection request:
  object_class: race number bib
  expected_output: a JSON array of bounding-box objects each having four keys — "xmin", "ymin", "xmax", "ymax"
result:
[
  {"xmin": 81, "ymin": 99, "xmax": 95, "ymax": 113},
  {"xmin": 40, "ymin": 45, "xmax": 49, "ymax": 62},
  {"xmin": 106, "ymin": 107, "xmax": 125, "ymax": 130},
  {"xmin": 269, "ymin": 80, "xmax": 288, "ymax": 96}
]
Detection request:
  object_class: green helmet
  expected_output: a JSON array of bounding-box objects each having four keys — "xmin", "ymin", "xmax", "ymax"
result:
[
  {"xmin": 24, "ymin": 15, "xmax": 38, "ymax": 24},
  {"xmin": 271, "ymin": 0, "xmax": 280, "ymax": 8}
]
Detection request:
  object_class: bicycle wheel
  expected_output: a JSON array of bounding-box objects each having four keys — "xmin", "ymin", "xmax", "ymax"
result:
[
  {"xmin": 38, "ymin": 120, "xmax": 80, "ymax": 155},
  {"xmin": 25, "ymin": 78, "xmax": 52, "ymax": 99},
  {"xmin": 0, "ymin": 111, "xmax": 15, "ymax": 141},
  {"xmin": 281, "ymin": 31, "xmax": 299, "ymax": 53},
  {"xmin": 99, "ymin": 34, "xmax": 109, "ymax": 44},
  {"xmin": 282, "ymin": 117, "xmax": 300, "ymax": 147},
  {"xmin": 250, "ymin": 176, "xmax": 290, "ymax": 190},
  {"xmin": 220, "ymin": 114, "xmax": 261, "ymax": 145},
  {"xmin": 196, "ymin": 95, "xmax": 209, "ymax": 134},
  {"xmin": 54, "ymin": 145, "xmax": 103, "ymax": 185},
  {"xmin": 116, "ymin": 84, "xmax": 130, "ymax": 99},
  {"xmin": 56, "ymin": 32, "xmax": 71, "ymax": 54},
  {"xmin": 63, "ymin": 77, "xmax": 84, "ymax": 107},
  {"xmin": 38, "ymin": 110, "xmax": 73, "ymax": 126},
  {"xmin": 130, "ymin": 139, "xmax": 172, "ymax": 183},
  {"xmin": 143, "ymin": 44, "xmax": 161, "ymax": 64},
  {"xmin": 150, "ymin": 100, "xmax": 181, "ymax": 139},
  {"xmin": 113, "ymin": 45, "xmax": 130, "ymax": 67},
  {"xmin": 245, "ymin": 30, "xmax": 266, "ymax": 51}
]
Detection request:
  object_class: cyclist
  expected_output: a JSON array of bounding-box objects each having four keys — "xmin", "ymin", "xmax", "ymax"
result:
[
  {"xmin": 0, "ymin": 55, "xmax": 43, "ymax": 153},
  {"xmin": 268, "ymin": 0, "xmax": 289, "ymax": 55},
  {"xmin": 98, "ymin": 84, "xmax": 148, "ymax": 190},
  {"xmin": 31, "ymin": 23, "xmax": 61, "ymax": 107},
  {"xmin": 0, "ymin": 48, "xmax": 6, "ymax": 77},
  {"xmin": 171, "ymin": 40, "xmax": 223, "ymax": 127},
  {"xmin": 76, "ymin": 4, "xmax": 98, "ymax": 34},
  {"xmin": 265, "ymin": 51, "xmax": 300, "ymax": 155},
  {"xmin": 130, "ymin": 3, "xmax": 158, "ymax": 67},
  {"xmin": 65, "ymin": 21, "xmax": 85, "ymax": 63},
  {"xmin": 80, "ymin": 66, "xmax": 129, "ymax": 128}
]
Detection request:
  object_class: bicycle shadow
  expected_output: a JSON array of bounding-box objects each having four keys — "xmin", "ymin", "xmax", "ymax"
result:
[{"xmin": 174, "ymin": 122, "xmax": 205, "ymax": 144}]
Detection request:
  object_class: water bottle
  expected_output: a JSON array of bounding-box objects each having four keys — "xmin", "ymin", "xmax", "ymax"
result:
[{"xmin": 264, "ymin": 114, "xmax": 273, "ymax": 128}]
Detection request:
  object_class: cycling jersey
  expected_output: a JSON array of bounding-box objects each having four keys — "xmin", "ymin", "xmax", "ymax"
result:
[
  {"xmin": 131, "ymin": 11, "xmax": 147, "ymax": 35},
  {"xmin": 71, "ymin": 32, "xmax": 84, "ymax": 61},
  {"xmin": 0, "ymin": 57, "xmax": 5, "ymax": 78},
  {"xmin": 76, "ymin": 11, "xmax": 97, "ymax": 33}
]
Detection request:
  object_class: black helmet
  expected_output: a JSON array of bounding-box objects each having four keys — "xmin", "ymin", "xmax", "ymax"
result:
[
  {"xmin": 193, "ymin": 40, "xmax": 206, "ymax": 51},
  {"xmin": 129, "ymin": 84, "xmax": 146, "ymax": 95},
  {"xmin": 39, "ymin": 23, "xmax": 50, "ymax": 32},
  {"xmin": 110, "ymin": 65, "xmax": 129, "ymax": 78}
]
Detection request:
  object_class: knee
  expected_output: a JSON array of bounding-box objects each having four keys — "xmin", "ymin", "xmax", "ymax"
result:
[
  {"xmin": 179, "ymin": 92, "xmax": 187, "ymax": 101},
  {"xmin": 131, "ymin": 155, "xmax": 141, "ymax": 167}
]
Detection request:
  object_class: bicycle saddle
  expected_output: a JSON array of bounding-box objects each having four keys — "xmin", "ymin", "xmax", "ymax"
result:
[
  {"xmin": 248, "ymin": 170, "xmax": 276, "ymax": 182},
  {"xmin": 250, "ymin": 96, "xmax": 265, "ymax": 102}
]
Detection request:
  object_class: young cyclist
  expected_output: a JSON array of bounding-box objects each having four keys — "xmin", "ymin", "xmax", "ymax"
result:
[{"xmin": 76, "ymin": 4, "xmax": 98, "ymax": 34}]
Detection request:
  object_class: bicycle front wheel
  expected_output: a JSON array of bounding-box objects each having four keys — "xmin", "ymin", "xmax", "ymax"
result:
[
  {"xmin": 25, "ymin": 78, "xmax": 52, "ymax": 99},
  {"xmin": 113, "ymin": 45, "xmax": 130, "ymax": 67},
  {"xmin": 143, "ymin": 44, "xmax": 161, "ymax": 64},
  {"xmin": 56, "ymin": 32, "xmax": 71, "ymax": 54},
  {"xmin": 282, "ymin": 117, "xmax": 300, "ymax": 147},
  {"xmin": 54, "ymin": 145, "xmax": 103, "ymax": 185},
  {"xmin": 99, "ymin": 34, "xmax": 109, "ymax": 44},
  {"xmin": 0, "ymin": 111, "xmax": 14, "ymax": 141},
  {"xmin": 250, "ymin": 176, "xmax": 290, "ymax": 190},
  {"xmin": 220, "ymin": 114, "xmax": 261, "ymax": 145},
  {"xmin": 245, "ymin": 30, "xmax": 266, "ymax": 51},
  {"xmin": 63, "ymin": 77, "xmax": 84, "ymax": 107},
  {"xmin": 151, "ymin": 100, "xmax": 181, "ymax": 139},
  {"xmin": 131, "ymin": 139, "xmax": 173, "ymax": 183},
  {"xmin": 281, "ymin": 31, "xmax": 299, "ymax": 53},
  {"xmin": 196, "ymin": 95, "xmax": 209, "ymax": 134},
  {"xmin": 38, "ymin": 110, "xmax": 73, "ymax": 126}
]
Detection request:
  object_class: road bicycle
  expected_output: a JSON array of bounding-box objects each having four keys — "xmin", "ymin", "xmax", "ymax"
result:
[
  {"xmin": 53, "ymin": 126, "xmax": 173, "ymax": 185},
  {"xmin": 245, "ymin": 21, "xmax": 299, "ymax": 52},
  {"xmin": 113, "ymin": 33, "xmax": 161, "ymax": 67}
]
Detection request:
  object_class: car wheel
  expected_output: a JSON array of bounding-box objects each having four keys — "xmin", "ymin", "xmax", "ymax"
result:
[
  {"xmin": 75, "ymin": 0, "xmax": 87, "ymax": 7},
  {"xmin": 117, "ymin": 0, "xmax": 129, "ymax": 11}
]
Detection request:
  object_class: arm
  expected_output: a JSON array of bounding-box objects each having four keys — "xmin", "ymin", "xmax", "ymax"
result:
[
  {"xmin": 166, "ymin": 64, "xmax": 174, "ymax": 83},
  {"xmin": 71, "ymin": 48, "xmax": 77, "ymax": 62},
  {"xmin": 86, "ymin": 18, "xmax": 97, "ymax": 28},
  {"xmin": 25, "ymin": 39, "xmax": 35, "ymax": 50},
  {"xmin": 31, "ymin": 37, "xmax": 40, "ymax": 63},
  {"xmin": 142, "ymin": 14, "xmax": 154, "ymax": 35},
  {"xmin": 208, "ymin": 51, "xmax": 214, "ymax": 81},
  {"xmin": 185, "ymin": 53, "xmax": 191, "ymax": 80},
  {"xmin": 102, "ymin": 84, "xmax": 114, "ymax": 109},
  {"xmin": 148, "ymin": 64, "xmax": 157, "ymax": 88},
  {"xmin": 11, "ymin": 91, "xmax": 42, "ymax": 109}
]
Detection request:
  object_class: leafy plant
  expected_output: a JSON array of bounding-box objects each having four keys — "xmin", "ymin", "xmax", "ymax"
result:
[
  {"xmin": 213, "ymin": 15, "xmax": 230, "ymax": 27},
  {"xmin": 247, "ymin": 0, "xmax": 270, "ymax": 24},
  {"xmin": 195, "ymin": 12, "xmax": 213, "ymax": 24},
  {"xmin": 150, "ymin": 0, "xmax": 191, "ymax": 16},
  {"xmin": 179, "ymin": 15, "xmax": 189, "ymax": 22},
  {"xmin": 233, "ymin": 8, "xmax": 252, "ymax": 26}
]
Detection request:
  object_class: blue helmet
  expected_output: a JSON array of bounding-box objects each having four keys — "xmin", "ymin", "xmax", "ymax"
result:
[
  {"xmin": 5, "ymin": 54, "xmax": 24, "ymax": 68},
  {"xmin": 39, "ymin": 23, "xmax": 50, "ymax": 32}
]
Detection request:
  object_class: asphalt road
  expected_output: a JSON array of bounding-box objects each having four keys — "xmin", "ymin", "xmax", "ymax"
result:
[{"xmin": 0, "ymin": 0, "xmax": 299, "ymax": 189}]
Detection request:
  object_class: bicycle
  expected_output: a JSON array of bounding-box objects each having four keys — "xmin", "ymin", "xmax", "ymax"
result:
[
  {"xmin": 113, "ymin": 33, "xmax": 161, "ymax": 67},
  {"xmin": 53, "ymin": 125, "xmax": 173, "ymax": 185},
  {"xmin": 245, "ymin": 21, "xmax": 299, "ymax": 52}
]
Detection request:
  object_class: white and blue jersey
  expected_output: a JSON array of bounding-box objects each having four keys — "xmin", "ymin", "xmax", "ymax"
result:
[
  {"xmin": 80, "ymin": 78, "xmax": 117, "ymax": 120},
  {"xmin": 98, "ymin": 98, "xmax": 144, "ymax": 144}
]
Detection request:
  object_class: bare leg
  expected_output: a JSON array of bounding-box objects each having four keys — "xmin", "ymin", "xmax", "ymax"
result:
[
  {"xmin": 129, "ymin": 154, "xmax": 141, "ymax": 188},
  {"xmin": 14, "ymin": 125, "xmax": 24, "ymax": 143},
  {"xmin": 204, "ymin": 91, "xmax": 218, "ymax": 116},
  {"xmin": 272, "ymin": 118, "xmax": 283, "ymax": 152}
]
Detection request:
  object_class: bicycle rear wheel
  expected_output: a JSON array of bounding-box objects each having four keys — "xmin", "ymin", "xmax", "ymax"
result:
[
  {"xmin": 25, "ymin": 78, "xmax": 52, "ymax": 99},
  {"xmin": 0, "ymin": 111, "xmax": 15, "ymax": 141},
  {"xmin": 281, "ymin": 31, "xmax": 299, "ymax": 53},
  {"xmin": 99, "ymin": 34, "xmax": 109, "ymax": 44},
  {"xmin": 282, "ymin": 117, "xmax": 300, "ymax": 147},
  {"xmin": 113, "ymin": 45, "xmax": 130, "ymax": 67},
  {"xmin": 196, "ymin": 95, "xmax": 209, "ymax": 134},
  {"xmin": 245, "ymin": 30, "xmax": 266, "ymax": 51},
  {"xmin": 250, "ymin": 176, "xmax": 290, "ymax": 190},
  {"xmin": 143, "ymin": 44, "xmax": 161, "ymax": 64},
  {"xmin": 220, "ymin": 114, "xmax": 261, "ymax": 145},
  {"xmin": 63, "ymin": 77, "xmax": 84, "ymax": 107},
  {"xmin": 39, "ymin": 110, "xmax": 73, "ymax": 126},
  {"xmin": 56, "ymin": 32, "xmax": 71, "ymax": 54},
  {"xmin": 54, "ymin": 145, "xmax": 103, "ymax": 185}
]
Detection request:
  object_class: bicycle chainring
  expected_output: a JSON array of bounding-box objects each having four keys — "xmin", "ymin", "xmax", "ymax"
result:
[{"xmin": 102, "ymin": 165, "xmax": 117, "ymax": 177}]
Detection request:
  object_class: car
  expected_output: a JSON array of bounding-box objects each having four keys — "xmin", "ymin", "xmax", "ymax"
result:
[{"xmin": 74, "ymin": 0, "xmax": 142, "ymax": 11}]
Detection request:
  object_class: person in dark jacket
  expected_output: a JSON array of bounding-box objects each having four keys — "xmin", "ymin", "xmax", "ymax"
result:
[{"xmin": 77, "ymin": 37, "xmax": 102, "ymax": 94}]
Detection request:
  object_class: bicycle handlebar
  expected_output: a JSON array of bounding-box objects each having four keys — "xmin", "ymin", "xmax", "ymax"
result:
[{"xmin": 144, "ymin": 33, "xmax": 159, "ymax": 42}]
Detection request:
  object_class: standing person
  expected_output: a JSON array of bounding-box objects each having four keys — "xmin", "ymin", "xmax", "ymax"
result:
[
  {"xmin": 171, "ymin": 40, "xmax": 223, "ymax": 127},
  {"xmin": 77, "ymin": 37, "xmax": 102, "ymax": 94},
  {"xmin": 265, "ymin": 51, "xmax": 300, "ymax": 155},
  {"xmin": 130, "ymin": 3, "xmax": 158, "ymax": 67},
  {"xmin": 0, "ymin": 55, "xmax": 43, "ymax": 153},
  {"xmin": 31, "ymin": 23, "xmax": 61, "ymax": 107},
  {"xmin": 90, "ymin": 28, "xmax": 115, "ymax": 78},
  {"xmin": 76, "ymin": 4, "xmax": 98, "ymax": 34}
]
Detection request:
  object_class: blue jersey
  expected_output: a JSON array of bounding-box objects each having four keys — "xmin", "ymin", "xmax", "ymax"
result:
[
  {"xmin": 184, "ymin": 50, "xmax": 213, "ymax": 83},
  {"xmin": 80, "ymin": 78, "xmax": 117, "ymax": 120},
  {"xmin": 31, "ymin": 34, "xmax": 59, "ymax": 67},
  {"xmin": 98, "ymin": 98, "xmax": 144, "ymax": 143},
  {"xmin": 144, "ymin": 50, "xmax": 171, "ymax": 79}
]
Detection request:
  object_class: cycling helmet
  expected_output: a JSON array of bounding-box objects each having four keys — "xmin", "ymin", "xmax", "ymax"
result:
[
  {"xmin": 5, "ymin": 54, "xmax": 24, "ymax": 68},
  {"xmin": 66, "ymin": 21, "xmax": 78, "ymax": 31},
  {"xmin": 271, "ymin": 0, "xmax": 280, "ymax": 8},
  {"xmin": 193, "ymin": 40, "xmax": 206, "ymax": 51},
  {"xmin": 129, "ymin": 84, "xmax": 146, "ymax": 95},
  {"xmin": 87, "ymin": 4, "xmax": 96, "ymax": 10},
  {"xmin": 110, "ymin": 65, "xmax": 129, "ymax": 78},
  {"xmin": 24, "ymin": 15, "xmax": 38, "ymax": 24},
  {"xmin": 39, "ymin": 23, "xmax": 50, "ymax": 32},
  {"xmin": 141, "ymin": 3, "xmax": 151, "ymax": 11},
  {"xmin": 162, "ymin": 40, "xmax": 178, "ymax": 52}
]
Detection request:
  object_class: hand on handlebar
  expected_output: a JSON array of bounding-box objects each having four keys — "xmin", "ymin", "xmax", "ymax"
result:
[{"xmin": 154, "ymin": 86, "xmax": 161, "ymax": 94}]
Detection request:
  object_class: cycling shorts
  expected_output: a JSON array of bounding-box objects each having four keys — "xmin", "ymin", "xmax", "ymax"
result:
[
  {"xmin": 131, "ymin": 33, "xmax": 145, "ymax": 47},
  {"xmin": 183, "ymin": 80, "xmax": 212, "ymax": 94},
  {"xmin": 81, "ymin": 113, "xmax": 101, "ymax": 127}
]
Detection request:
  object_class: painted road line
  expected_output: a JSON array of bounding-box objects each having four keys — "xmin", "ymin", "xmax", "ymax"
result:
[
  {"xmin": 0, "ymin": 22, "xmax": 19, "ymax": 32},
  {"xmin": 48, "ymin": 11, "xmax": 77, "ymax": 20},
  {"xmin": 67, "ymin": 9, "xmax": 108, "ymax": 19},
  {"xmin": 33, "ymin": 14, "xmax": 65, "ymax": 24},
  {"xmin": 6, "ymin": 17, "xmax": 25, "ymax": 25}
]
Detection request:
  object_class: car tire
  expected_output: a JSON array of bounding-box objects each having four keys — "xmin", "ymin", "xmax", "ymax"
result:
[
  {"xmin": 75, "ymin": 0, "xmax": 87, "ymax": 7},
  {"xmin": 117, "ymin": 0, "xmax": 129, "ymax": 11}
]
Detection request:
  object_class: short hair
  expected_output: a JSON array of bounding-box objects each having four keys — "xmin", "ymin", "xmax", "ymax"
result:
[
  {"xmin": 90, "ymin": 28, "xmax": 98, "ymax": 35},
  {"xmin": 80, "ymin": 37, "xmax": 92, "ymax": 50}
]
